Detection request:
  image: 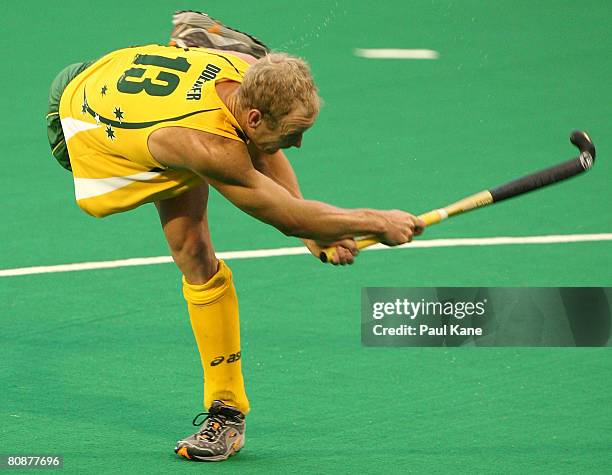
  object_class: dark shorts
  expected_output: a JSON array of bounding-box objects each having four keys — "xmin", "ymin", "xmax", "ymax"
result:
[{"xmin": 46, "ymin": 61, "xmax": 94, "ymax": 172}]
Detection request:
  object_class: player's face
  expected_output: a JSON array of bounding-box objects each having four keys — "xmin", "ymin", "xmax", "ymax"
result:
[{"xmin": 250, "ymin": 107, "xmax": 315, "ymax": 154}]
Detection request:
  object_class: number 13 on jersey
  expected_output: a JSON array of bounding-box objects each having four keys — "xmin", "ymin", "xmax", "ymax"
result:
[{"xmin": 117, "ymin": 54, "xmax": 191, "ymax": 96}]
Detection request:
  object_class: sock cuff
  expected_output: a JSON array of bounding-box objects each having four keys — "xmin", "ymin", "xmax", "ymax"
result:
[{"xmin": 182, "ymin": 260, "xmax": 233, "ymax": 305}]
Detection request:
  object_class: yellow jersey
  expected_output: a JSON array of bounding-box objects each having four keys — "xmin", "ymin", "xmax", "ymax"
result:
[{"xmin": 59, "ymin": 44, "xmax": 250, "ymax": 217}]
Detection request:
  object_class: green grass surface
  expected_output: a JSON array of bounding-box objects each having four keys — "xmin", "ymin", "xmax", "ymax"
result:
[{"xmin": 2, "ymin": 1, "xmax": 611, "ymax": 473}]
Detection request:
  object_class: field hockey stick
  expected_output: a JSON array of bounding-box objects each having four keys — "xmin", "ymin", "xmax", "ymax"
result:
[{"xmin": 320, "ymin": 130, "xmax": 596, "ymax": 263}]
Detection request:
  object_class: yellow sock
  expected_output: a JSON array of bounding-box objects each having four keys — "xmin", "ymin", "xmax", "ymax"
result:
[{"xmin": 182, "ymin": 260, "xmax": 250, "ymax": 414}]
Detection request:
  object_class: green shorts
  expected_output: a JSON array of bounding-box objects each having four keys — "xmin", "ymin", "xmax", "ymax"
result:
[{"xmin": 46, "ymin": 61, "xmax": 94, "ymax": 172}]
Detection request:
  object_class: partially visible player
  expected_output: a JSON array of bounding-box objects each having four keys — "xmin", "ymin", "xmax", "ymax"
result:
[{"xmin": 46, "ymin": 10, "xmax": 424, "ymax": 462}]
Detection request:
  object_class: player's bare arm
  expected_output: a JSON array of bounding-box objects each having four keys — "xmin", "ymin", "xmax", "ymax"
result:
[
  {"xmin": 148, "ymin": 128, "xmax": 421, "ymax": 246},
  {"xmin": 247, "ymin": 144, "xmax": 302, "ymax": 199},
  {"xmin": 247, "ymin": 144, "xmax": 356, "ymax": 264}
]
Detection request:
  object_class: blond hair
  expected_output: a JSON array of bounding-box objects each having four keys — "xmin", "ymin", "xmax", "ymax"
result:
[{"xmin": 237, "ymin": 53, "xmax": 320, "ymax": 127}]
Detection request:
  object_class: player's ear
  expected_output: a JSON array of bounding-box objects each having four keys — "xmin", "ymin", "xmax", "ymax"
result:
[{"xmin": 247, "ymin": 109, "xmax": 263, "ymax": 128}]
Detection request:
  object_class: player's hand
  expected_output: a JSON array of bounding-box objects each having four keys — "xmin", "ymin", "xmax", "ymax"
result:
[
  {"xmin": 377, "ymin": 210, "xmax": 425, "ymax": 246},
  {"xmin": 303, "ymin": 238, "xmax": 359, "ymax": 265}
]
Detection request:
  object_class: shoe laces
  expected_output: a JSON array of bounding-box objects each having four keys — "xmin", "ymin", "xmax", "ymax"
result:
[{"xmin": 192, "ymin": 412, "xmax": 227, "ymax": 441}]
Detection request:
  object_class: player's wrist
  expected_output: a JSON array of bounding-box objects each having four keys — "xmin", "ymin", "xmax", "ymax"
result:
[{"xmin": 357, "ymin": 209, "xmax": 387, "ymax": 236}]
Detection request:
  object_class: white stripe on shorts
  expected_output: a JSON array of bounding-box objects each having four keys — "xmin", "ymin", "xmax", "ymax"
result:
[{"xmin": 74, "ymin": 172, "xmax": 162, "ymax": 200}]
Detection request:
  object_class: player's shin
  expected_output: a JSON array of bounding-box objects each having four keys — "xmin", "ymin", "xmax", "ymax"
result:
[{"xmin": 182, "ymin": 260, "xmax": 250, "ymax": 414}]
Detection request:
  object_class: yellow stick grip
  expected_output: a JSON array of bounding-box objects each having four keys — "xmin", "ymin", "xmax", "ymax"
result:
[
  {"xmin": 319, "ymin": 211, "xmax": 444, "ymax": 262},
  {"xmin": 318, "ymin": 190, "xmax": 493, "ymax": 263}
]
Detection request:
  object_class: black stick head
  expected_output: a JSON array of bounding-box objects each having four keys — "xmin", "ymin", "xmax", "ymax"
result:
[{"xmin": 570, "ymin": 130, "xmax": 596, "ymax": 162}]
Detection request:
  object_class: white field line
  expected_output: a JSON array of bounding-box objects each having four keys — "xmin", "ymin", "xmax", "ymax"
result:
[
  {"xmin": 354, "ymin": 48, "xmax": 439, "ymax": 59},
  {"xmin": 1, "ymin": 233, "xmax": 611, "ymax": 278}
]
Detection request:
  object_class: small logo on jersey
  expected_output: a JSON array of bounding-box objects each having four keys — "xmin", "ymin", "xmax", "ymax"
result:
[
  {"xmin": 113, "ymin": 107, "xmax": 124, "ymax": 123},
  {"xmin": 186, "ymin": 63, "xmax": 222, "ymax": 101}
]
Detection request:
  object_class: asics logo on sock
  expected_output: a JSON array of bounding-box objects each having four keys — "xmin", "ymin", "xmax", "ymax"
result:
[{"xmin": 210, "ymin": 351, "xmax": 241, "ymax": 366}]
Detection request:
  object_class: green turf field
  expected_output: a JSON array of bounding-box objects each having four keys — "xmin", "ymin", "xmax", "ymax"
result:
[{"xmin": 2, "ymin": 1, "xmax": 611, "ymax": 473}]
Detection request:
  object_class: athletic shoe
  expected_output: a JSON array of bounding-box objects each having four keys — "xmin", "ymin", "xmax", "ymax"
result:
[
  {"xmin": 174, "ymin": 400, "xmax": 246, "ymax": 462},
  {"xmin": 170, "ymin": 10, "xmax": 270, "ymax": 59}
]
